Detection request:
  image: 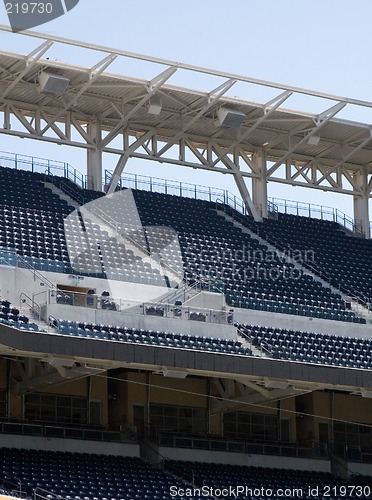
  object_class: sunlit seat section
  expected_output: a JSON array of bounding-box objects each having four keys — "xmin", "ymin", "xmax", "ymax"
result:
[
  {"xmin": 0, "ymin": 296, "xmax": 40, "ymax": 331},
  {"xmin": 52, "ymin": 319, "xmax": 253, "ymax": 356},
  {"xmin": 237, "ymin": 324, "xmax": 372, "ymax": 370}
]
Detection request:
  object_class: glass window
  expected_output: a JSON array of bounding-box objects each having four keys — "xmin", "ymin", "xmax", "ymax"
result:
[
  {"xmin": 223, "ymin": 412, "xmax": 279, "ymax": 442},
  {"xmin": 24, "ymin": 393, "xmax": 88, "ymax": 425},
  {"xmin": 149, "ymin": 404, "xmax": 206, "ymax": 435}
]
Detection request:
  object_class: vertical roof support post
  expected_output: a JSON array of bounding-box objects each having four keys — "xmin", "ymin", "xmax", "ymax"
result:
[
  {"xmin": 353, "ymin": 169, "xmax": 370, "ymax": 238},
  {"xmin": 87, "ymin": 120, "xmax": 103, "ymax": 191},
  {"xmin": 252, "ymin": 148, "xmax": 268, "ymax": 219}
]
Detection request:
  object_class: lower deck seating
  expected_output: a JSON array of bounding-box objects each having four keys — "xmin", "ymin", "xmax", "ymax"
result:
[
  {"xmin": 237, "ymin": 324, "xmax": 372, "ymax": 370},
  {"xmin": 0, "ymin": 448, "xmax": 211, "ymax": 500},
  {"xmin": 52, "ymin": 320, "xmax": 252, "ymax": 356},
  {"xmin": 165, "ymin": 460, "xmax": 372, "ymax": 500}
]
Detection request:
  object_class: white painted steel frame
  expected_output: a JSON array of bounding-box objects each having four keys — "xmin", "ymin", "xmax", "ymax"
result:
[{"xmin": 0, "ymin": 25, "xmax": 371, "ymax": 234}]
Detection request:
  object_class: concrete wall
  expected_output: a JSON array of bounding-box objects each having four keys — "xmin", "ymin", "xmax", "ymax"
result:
[
  {"xmin": 0, "ymin": 433, "xmax": 139, "ymax": 457},
  {"xmin": 46, "ymin": 303, "xmax": 237, "ymax": 339},
  {"xmin": 3, "ymin": 262, "xmax": 371, "ymax": 341},
  {"xmin": 185, "ymin": 291, "xmax": 226, "ymax": 310},
  {"xmin": 347, "ymin": 462, "xmax": 372, "ymax": 477},
  {"xmin": 2, "ymin": 325, "xmax": 372, "ymax": 389},
  {"xmin": 0, "ymin": 265, "xmax": 170, "ymax": 309},
  {"xmin": 158, "ymin": 446, "xmax": 331, "ymax": 471}
]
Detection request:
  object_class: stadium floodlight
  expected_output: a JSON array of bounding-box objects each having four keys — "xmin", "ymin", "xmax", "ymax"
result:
[
  {"xmin": 39, "ymin": 71, "xmax": 70, "ymax": 94},
  {"xmin": 361, "ymin": 388, "xmax": 372, "ymax": 398},
  {"xmin": 263, "ymin": 379, "xmax": 289, "ymax": 389},
  {"xmin": 147, "ymin": 95, "xmax": 162, "ymax": 115},
  {"xmin": 307, "ymin": 134, "xmax": 321, "ymax": 146},
  {"xmin": 161, "ymin": 369, "xmax": 188, "ymax": 378},
  {"xmin": 216, "ymin": 107, "xmax": 246, "ymax": 128}
]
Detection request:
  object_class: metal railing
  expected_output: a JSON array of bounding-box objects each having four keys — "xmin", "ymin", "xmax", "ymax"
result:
[
  {"xmin": 331, "ymin": 444, "xmax": 372, "ymax": 464},
  {"xmin": 157, "ymin": 430, "xmax": 329, "ymax": 459},
  {"xmin": 269, "ymin": 197, "xmax": 360, "ymax": 234},
  {"xmin": 1, "ymin": 148, "xmax": 369, "ymax": 236},
  {"xmin": 236, "ymin": 323, "xmax": 273, "ymax": 357},
  {"xmin": 0, "ymin": 420, "xmax": 126, "ymax": 443},
  {"xmin": 51, "ymin": 289, "xmax": 231, "ymax": 326},
  {"xmin": 105, "ymin": 170, "xmax": 250, "ymax": 216},
  {"xmin": 0, "ymin": 150, "xmax": 87, "ymax": 188},
  {"xmin": 0, "ymin": 247, "xmax": 57, "ymax": 292},
  {"xmin": 34, "ymin": 488, "xmax": 65, "ymax": 500}
]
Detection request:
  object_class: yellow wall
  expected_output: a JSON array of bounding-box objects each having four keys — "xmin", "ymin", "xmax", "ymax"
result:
[{"xmin": 333, "ymin": 393, "xmax": 372, "ymax": 424}]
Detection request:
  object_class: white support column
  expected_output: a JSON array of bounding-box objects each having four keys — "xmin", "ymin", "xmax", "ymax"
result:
[
  {"xmin": 252, "ymin": 148, "xmax": 268, "ymax": 218},
  {"xmin": 233, "ymin": 171, "xmax": 260, "ymax": 221},
  {"xmin": 353, "ymin": 170, "xmax": 370, "ymax": 238},
  {"xmin": 87, "ymin": 120, "xmax": 102, "ymax": 191}
]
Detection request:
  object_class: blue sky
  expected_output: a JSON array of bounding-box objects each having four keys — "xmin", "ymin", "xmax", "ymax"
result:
[{"xmin": 0, "ymin": 0, "xmax": 372, "ymax": 218}]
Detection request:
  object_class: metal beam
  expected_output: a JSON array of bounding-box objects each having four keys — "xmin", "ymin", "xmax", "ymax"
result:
[
  {"xmin": 107, "ymin": 130, "xmax": 155, "ymax": 194},
  {"xmin": 211, "ymin": 90, "xmax": 292, "ymax": 168},
  {"xmin": 155, "ymin": 78, "xmax": 237, "ymax": 158},
  {"xmin": 267, "ymin": 102, "xmax": 347, "ymax": 176},
  {"xmin": 40, "ymin": 53, "xmax": 117, "ymax": 135},
  {"xmin": 2, "ymin": 40, "xmax": 53, "ymax": 99},
  {"xmin": 333, "ymin": 128, "xmax": 372, "ymax": 170},
  {"xmin": 210, "ymin": 386, "xmax": 311, "ymax": 415},
  {"xmin": 212, "ymin": 143, "xmax": 260, "ymax": 220},
  {"xmin": 3, "ymin": 24, "xmax": 372, "ymax": 112},
  {"xmin": 100, "ymin": 66, "xmax": 177, "ymax": 149}
]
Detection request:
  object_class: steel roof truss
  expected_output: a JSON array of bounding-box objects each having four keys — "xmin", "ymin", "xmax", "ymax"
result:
[
  {"xmin": 11, "ymin": 104, "xmax": 36, "ymax": 134},
  {"xmin": 40, "ymin": 109, "xmax": 67, "ymax": 141},
  {"xmin": 333, "ymin": 128, "xmax": 372, "ymax": 170},
  {"xmin": 107, "ymin": 130, "xmax": 155, "ymax": 194},
  {"xmin": 155, "ymin": 78, "xmax": 237, "ymax": 158},
  {"xmin": 1, "ymin": 40, "xmax": 53, "ymax": 100},
  {"xmin": 40, "ymin": 53, "xmax": 118, "ymax": 136},
  {"xmin": 267, "ymin": 102, "xmax": 347, "ymax": 176},
  {"xmin": 100, "ymin": 66, "xmax": 177, "ymax": 149},
  {"xmin": 315, "ymin": 165, "xmax": 341, "ymax": 190},
  {"xmin": 211, "ymin": 90, "xmax": 292, "ymax": 168},
  {"xmin": 70, "ymin": 115, "xmax": 95, "ymax": 145}
]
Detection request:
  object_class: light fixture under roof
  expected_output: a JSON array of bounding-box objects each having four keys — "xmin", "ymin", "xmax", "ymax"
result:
[
  {"xmin": 361, "ymin": 388, "xmax": 372, "ymax": 398},
  {"xmin": 216, "ymin": 107, "xmax": 246, "ymax": 128},
  {"xmin": 39, "ymin": 71, "xmax": 70, "ymax": 94},
  {"xmin": 147, "ymin": 95, "xmax": 162, "ymax": 115},
  {"xmin": 307, "ymin": 134, "xmax": 321, "ymax": 146}
]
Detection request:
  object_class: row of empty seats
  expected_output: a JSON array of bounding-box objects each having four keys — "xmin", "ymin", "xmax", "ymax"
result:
[
  {"xmin": 237, "ymin": 324, "xmax": 372, "ymax": 370},
  {"xmin": 0, "ymin": 448, "xmax": 209, "ymax": 500},
  {"xmin": 132, "ymin": 190, "xmax": 359, "ymax": 322},
  {"xmin": 52, "ymin": 320, "xmax": 252, "ymax": 355},
  {"xmin": 229, "ymin": 207, "xmax": 372, "ymax": 308},
  {"xmin": 0, "ymin": 165, "xmax": 367, "ymax": 323},
  {"xmin": 165, "ymin": 460, "xmax": 372, "ymax": 500},
  {"xmin": 0, "ymin": 297, "xmax": 39, "ymax": 331},
  {"xmin": 0, "ymin": 167, "xmax": 170, "ymax": 286}
]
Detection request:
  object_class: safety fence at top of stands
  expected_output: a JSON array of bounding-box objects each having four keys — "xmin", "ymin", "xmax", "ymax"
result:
[
  {"xmin": 0, "ymin": 149, "xmax": 364, "ymax": 235},
  {"xmin": 0, "ymin": 150, "xmax": 90, "ymax": 189},
  {"xmin": 105, "ymin": 170, "xmax": 251, "ymax": 216},
  {"xmin": 269, "ymin": 197, "xmax": 359, "ymax": 234}
]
